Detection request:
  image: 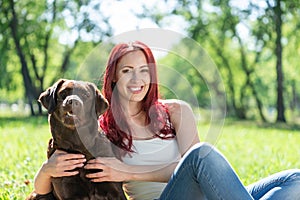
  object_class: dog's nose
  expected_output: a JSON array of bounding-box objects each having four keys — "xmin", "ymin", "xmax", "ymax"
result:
[
  {"xmin": 64, "ymin": 95, "xmax": 83, "ymax": 108},
  {"xmin": 67, "ymin": 99, "xmax": 80, "ymax": 107}
]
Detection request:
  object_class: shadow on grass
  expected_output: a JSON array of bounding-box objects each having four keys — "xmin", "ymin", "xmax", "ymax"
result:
[
  {"xmin": 224, "ymin": 118, "xmax": 300, "ymax": 133},
  {"xmin": 256, "ymin": 122, "xmax": 300, "ymax": 132},
  {"xmin": 0, "ymin": 115, "xmax": 48, "ymax": 128}
]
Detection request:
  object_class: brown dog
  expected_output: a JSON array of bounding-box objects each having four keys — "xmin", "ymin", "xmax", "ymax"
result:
[{"xmin": 36, "ymin": 79, "xmax": 127, "ymax": 200}]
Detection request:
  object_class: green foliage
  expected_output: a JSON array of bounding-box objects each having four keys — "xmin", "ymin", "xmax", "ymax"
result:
[
  {"xmin": 0, "ymin": 0, "xmax": 113, "ymax": 114},
  {"xmin": 154, "ymin": 0, "xmax": 300, "ymax": 122},
  {"xmin": 158, "ymin": 52, "xmax": 210, "ymax": 107},
  {"xmin": 72, "ymin": 42, "xmax": 114, "ymax": 87},
  {"xmin": 1, "ymin": 0, "xmax": 300, "ymax": 118}
]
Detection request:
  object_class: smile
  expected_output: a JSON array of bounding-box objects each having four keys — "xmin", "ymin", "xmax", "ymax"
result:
[{"xmin": 128, "ymin": 86, "xmax": 143, "ymax": 93}]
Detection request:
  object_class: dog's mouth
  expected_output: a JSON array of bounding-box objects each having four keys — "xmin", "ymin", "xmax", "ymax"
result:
[
  {"xmin": 66, "ymin": 111, "xmax": 76, "ymax": 117},
  {"xmin": 62, "ymin": 110, "xmax": 81, "ymax": 127}
]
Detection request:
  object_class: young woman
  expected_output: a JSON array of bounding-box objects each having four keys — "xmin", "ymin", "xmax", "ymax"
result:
[{"xmin": 33, "ymin": 41, "xmax": 300, "ymax": 199}]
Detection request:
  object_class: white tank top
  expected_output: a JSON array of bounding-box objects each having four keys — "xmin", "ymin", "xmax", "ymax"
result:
[{"xmin": 122, "ymin": 137, "xmax": 181, "ymax": 200}]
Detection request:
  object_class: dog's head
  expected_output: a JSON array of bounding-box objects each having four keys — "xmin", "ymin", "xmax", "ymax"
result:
[{"xmin": 39, "ymin": 79, "xmax": 108, "ymax": 128}]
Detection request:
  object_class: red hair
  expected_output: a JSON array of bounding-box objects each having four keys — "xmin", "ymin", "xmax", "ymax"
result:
[{"xmin": 99, "ymin": 41, "xmax": 175, "ymax": 153}]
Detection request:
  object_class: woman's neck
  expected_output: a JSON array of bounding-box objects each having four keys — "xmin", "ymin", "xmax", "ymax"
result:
[
  {"xmin": 121, "ymin": 100, "xmax": 143, "ymax": 117},
  {"xmin": 120, "ymin": 100, "xmax": 157, "ymax": 139}
]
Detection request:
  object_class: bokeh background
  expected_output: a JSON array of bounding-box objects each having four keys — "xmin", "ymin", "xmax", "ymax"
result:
[{"xmin": 1, "ymin": 0, "xmax": 300, "ymax": 199}]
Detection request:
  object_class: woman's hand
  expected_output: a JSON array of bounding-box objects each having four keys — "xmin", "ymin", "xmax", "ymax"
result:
[
  {"xmin": 85, "ymin": 157, "xmax": 130, "ymax": 182},
  {"xmin": 42, "ymin": 150, "xmax": 86, "ymax": 178},
  {"xmin": 34, "ymin": 150, "xmax": 86, "ymax": 194}
]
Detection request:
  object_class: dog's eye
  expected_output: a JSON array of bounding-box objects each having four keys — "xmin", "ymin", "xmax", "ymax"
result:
[
  {"xmin": 82, "ymin": 92, "xmax": 90, "ymax": 99},
  {"xmin": 75, "ymin": 91, "xmax": 89, "ymax": 100},
  {"xmin": 58, "ymin": 91, "xmax": 68, "ymax": 99}
]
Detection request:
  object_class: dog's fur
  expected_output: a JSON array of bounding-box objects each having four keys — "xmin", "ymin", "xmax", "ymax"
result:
[{"xmin": 33, "ymin": 79, "xmax": 126, "ymax": 200}]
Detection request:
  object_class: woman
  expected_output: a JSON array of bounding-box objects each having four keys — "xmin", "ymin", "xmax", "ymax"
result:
[{"xmin": 34, "ymin": 41, "xmax": 300, "ymax": 199}]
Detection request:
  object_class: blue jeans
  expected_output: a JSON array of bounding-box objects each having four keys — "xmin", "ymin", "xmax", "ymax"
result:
[{"xmin": 158, "ymin": 143, "xmax": 300, "ymax": 200}]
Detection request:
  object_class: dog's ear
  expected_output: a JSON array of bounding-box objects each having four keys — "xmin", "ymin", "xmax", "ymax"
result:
[
  {"xmin": 96, "ymin": 90, "xmax": 109, "ymax": 117},
  {"xmin": 38, "ymin": 79, "xmax": 66, "ymax": 114},
  {"xmin": 89, "ymin": 83, "xmax": 109, "ymax": 117}
]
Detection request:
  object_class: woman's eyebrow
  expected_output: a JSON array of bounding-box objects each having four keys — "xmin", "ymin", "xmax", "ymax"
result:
[
  {"xmin": 120, "ymin": 65, "xmax": 134, "ymax": 68},
  {"xmin": 120, "ymin": 64, "xmax": 148, "ymax": 68},
  {"xmin": 140, "ymin": 65, "xmax": 149, "ymax": 68}
]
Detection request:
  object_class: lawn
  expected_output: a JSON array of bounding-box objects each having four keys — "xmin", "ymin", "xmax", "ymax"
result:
[{"xmin": 0, "ymin": 116, "xmax": 299, "ymax": 199}]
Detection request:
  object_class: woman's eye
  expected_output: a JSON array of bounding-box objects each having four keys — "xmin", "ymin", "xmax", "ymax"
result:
[
  {"xmin": 121, "ymin": 69, "xmax": 129, "ymax": 73},
  {"xmin": 141, "ymin": 68, "xmax": 149, "ymax": 73}
]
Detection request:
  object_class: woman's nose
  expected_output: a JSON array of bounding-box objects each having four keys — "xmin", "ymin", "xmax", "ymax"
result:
[{"xmin": 131, "ymin": 70, "xmax": 139, "ymax": 81}]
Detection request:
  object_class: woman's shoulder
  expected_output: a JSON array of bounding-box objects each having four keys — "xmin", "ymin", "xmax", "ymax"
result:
[
  {"xmin": 158, "ymin": 99, "xmax": 193, "ymax": 121},
  {"xmin": 159, "ymin": 99, "xmax": 192, "ymax": 110}
]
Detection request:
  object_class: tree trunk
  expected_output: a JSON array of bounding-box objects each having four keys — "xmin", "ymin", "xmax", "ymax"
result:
[
  {"xmin": 208, "ymin": 38, "xmax": 246, "ymax": 119},
  {"xmin": 274, "ymin": 0, "xmax": 286, "ymax": 122},
  {"xmin": 8, "ymin": 0, "xmax": 37, "ymax": 116},
  {"xmin": 235, "ymin": 32, "xmax": 267, "ymax": 122}
]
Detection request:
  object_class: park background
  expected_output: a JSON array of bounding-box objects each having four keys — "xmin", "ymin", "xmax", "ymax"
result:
[{"xmin": 0, "ymin": 0, "xmax": 300, "ymax": 199}]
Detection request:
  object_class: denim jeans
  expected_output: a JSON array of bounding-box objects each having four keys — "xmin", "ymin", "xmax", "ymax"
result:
[{"xmin": 158, "ymin": 143, "xmax": 300, "ymax": 200}]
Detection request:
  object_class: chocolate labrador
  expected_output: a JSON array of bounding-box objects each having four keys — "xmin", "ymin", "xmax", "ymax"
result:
[{"xmin": 35, "ymin": 79, "xmax": 127, "ymax": 200}]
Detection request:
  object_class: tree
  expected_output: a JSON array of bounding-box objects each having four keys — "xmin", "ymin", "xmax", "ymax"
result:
[
  {"xmin": 139, "ymin": 0, "xmax": 300, "ymax": 122},
  {"xmin": 163, "ymin": 0, "xmax": 266, "ymax": 120},
  {"xmin": 255, "ymin": 0, "xmax": 299, "ymax": 122},
  {"xmin": 1, "ymin": 0, "xmax": 112, "ymax": 115},
  {"xmin": 270, "ymin": 0, "xmax": 285, "ymax": 122}
]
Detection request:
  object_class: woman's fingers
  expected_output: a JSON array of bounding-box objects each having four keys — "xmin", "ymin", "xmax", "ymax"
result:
[
  {"xmin": 46, "ymin": 150, "xmax": 86, "ymax": 177},
  {"xmin": 84, "ymin": 157, "xmax": 129, "ymax": 182},
  {"xmin": 85, "ymin": 169, "xmax": 110, "ymax": 182},
  {"xmin": 84, "ymin": 160, "xmax": 108, "ymax": 182},
  {"xmin": 84, "ymin": 162, "xmax": 106, "ymax": 170}
]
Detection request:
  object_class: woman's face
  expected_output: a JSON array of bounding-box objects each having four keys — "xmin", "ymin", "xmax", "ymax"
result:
[{"xmin": 114, "ymin": 50, "xmax": 151, "ymax": 105}]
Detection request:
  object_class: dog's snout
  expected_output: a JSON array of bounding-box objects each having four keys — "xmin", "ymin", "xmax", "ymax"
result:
[
  {"xmin": 64, "ymin": 95, "xmax": 83, "ymax": 108},
  {"xmin": 68, "ymin": 99, "xmax": 79, "ymax": 107}
]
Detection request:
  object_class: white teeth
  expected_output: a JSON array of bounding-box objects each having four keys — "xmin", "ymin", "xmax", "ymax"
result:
[
  {"xmin": 129, "ymin": 87, "xmax": 142, "ymax": 92},
  {"xmin": 67, "ymin": 112, "xmax": 76, "ymax": 117}
]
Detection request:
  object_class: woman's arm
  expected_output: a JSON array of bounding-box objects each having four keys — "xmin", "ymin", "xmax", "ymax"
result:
[
  {"xmin": 85, "ymin": 157, "xmax": 178, "ymax": 183},
  {"xmin": 163, "ymin": 99, "xmax": 200, "ymax": 155},
  {"xmin": 34, "ymin": 150, "xmax": 86, "ymax": 194}
]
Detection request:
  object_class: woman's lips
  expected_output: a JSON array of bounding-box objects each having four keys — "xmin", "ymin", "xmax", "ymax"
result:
[{"xmin": 128, "ymin": 86, "xmax": 143, "ymax": 94}]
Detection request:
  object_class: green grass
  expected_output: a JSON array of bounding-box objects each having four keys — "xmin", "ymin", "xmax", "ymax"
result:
[
  {"xmin": 0, "ymin": 116, "xmax": 300, "ymax": 199},
  {"xmin": 210, "ymin": 120, "xmax": 300, "ymax": 185},
  {"xmin": 0, "ymin": 116, "xmax": 49, "ymax": 200}
]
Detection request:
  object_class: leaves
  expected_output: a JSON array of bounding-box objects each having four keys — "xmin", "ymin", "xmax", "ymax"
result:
[{"xmin": 0, "ymin": 0, "xmax": 113, "ymax": 115}]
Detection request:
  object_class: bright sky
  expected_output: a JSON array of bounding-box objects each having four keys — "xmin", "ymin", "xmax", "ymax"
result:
[
  {"xmin": 58, "ymin": 0, "xmax": 188, "ymax": 44},
  {"xmin": 59, "ymin": 0, "xmax": 263, "ymax": 47},
  {"xmin": 99, "ymin": 0, "xmax": 188, "ymax": 35},
  {"xmin": 100, "ymin": 0, "xmax": 260, "ymax": 35}
]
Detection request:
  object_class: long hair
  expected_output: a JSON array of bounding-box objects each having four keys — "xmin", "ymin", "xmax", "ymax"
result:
[{"xmin": 99, "ymin": 41, "xmax": 175, "ymax": 153}]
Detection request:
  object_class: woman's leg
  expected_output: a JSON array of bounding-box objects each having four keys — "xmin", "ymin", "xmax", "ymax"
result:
[
  {"xmin": 159, "ymin": 142, "xmax": 254, "ymax": 200},
  {"xmin": 246, "ymin": 169, "xmax": 300, "ymax": 200}
]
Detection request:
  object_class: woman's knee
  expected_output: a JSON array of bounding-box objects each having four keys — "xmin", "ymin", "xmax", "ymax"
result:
[
  {"xmin": 186, "ymin": 142, "xmax": 220, "ymax": 161},
  {"xmin": 285, "ymin": 169, "xmax": 300, "ymax": 182}
]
